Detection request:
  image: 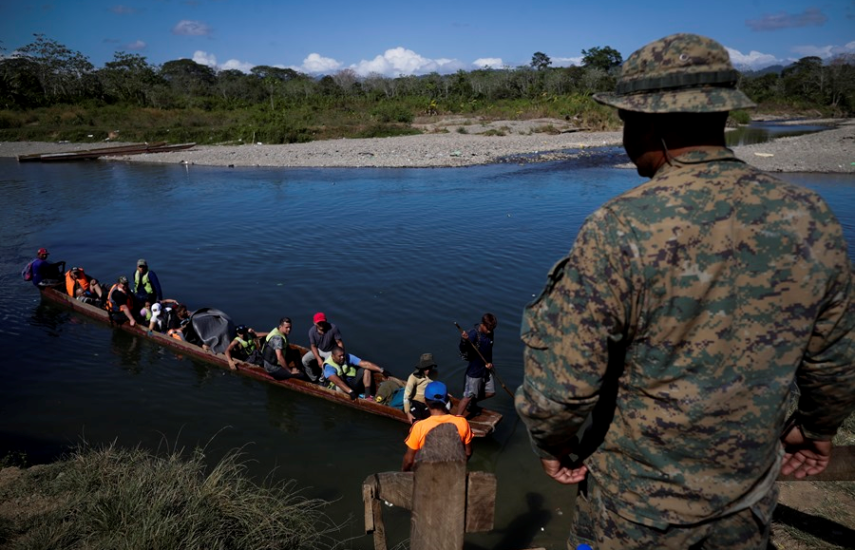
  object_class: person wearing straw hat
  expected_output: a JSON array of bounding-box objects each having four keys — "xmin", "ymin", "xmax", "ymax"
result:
[
  {"xmin": 515, "ymin": 33, "xmax": 855, "ymax": 549},
  {"xmin": 403, "ymin": 352, "xmax": 440, "ymax": 423}
]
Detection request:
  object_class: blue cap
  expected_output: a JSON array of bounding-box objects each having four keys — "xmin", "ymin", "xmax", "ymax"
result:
[
  {"xmin": 424, "ymin": 381, "xmax": 448, "ymax": 404},
  {"xmin": 575, "ymin": 545, "xmax": 593, "ymax": 550}
]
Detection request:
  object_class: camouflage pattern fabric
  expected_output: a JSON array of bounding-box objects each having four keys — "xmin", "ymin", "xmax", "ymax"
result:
[
  {"xmin": 593, "ymin": 33, "xmax": 756, "ymax": 113},
  {"xmin": 569, "ymin": 475, "xmax": 777, "ymax": 550},
  {"xmin": 515, "ymin": 147, "xmax": 855, "ymax": 526}
]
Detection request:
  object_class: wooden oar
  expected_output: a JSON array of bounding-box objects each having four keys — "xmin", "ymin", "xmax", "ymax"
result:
[{"xmin": 454, "ymin": 322, "xmax": 515, "ymax": 398}]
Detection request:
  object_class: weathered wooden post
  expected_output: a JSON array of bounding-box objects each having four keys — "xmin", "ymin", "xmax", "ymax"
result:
[{"xmin": 362, "ymin": 423, "xmax": 496, "ymax": 550}]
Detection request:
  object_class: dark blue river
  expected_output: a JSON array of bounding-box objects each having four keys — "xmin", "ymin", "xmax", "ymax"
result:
[{"xmin": 1, "ymin": 154, "xmax": 853, "ymax": 549}]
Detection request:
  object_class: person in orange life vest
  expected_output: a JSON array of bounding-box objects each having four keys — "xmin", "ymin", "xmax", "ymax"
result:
[
  {"xmin": 65, "ymin": 267, "xmax": 104, "ymax": 302},
  {"xmin": 165, "ymin": 304, "xmax": 190, "ymax": 341},
  {"xmin": 401, "ymin": 381, "xmax": 473, "ymax": 472},
  {"xmin": 106, "ymin": 276, "xmax": 135, "ymax": 326}
]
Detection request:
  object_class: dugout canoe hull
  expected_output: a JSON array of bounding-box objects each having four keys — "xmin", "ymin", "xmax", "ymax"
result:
[
  {"xmin": 17, "ymin": 142, "xmax": 196, "ymax": 162},
  {"xmin": 37, "ymin": 286, "xmax": 502, "ymax": 437}
]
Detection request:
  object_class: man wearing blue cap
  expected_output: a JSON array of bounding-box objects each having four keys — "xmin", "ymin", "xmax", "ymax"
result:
[{"xmin": 401, "ymin": 381, "xmax": 473, "ymax": 471}]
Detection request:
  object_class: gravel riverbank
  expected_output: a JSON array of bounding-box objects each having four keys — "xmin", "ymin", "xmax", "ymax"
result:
[{"xmin": 2, "ymin": 117, "xmax": 852, "ymax": 173}]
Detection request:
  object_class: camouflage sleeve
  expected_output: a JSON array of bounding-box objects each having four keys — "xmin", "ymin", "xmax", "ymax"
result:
[
  {"xmin": 797, "ymin": 255, "xmax": 855, "ymax": 440},
  {"xmin": 515, "ymin": 209, "xmax": 636, "ymax": 459}
]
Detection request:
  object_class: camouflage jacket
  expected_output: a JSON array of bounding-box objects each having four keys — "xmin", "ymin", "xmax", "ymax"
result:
[{"xmin": 515, "ymin": 147, "xmax": 855, "ymax": 526}]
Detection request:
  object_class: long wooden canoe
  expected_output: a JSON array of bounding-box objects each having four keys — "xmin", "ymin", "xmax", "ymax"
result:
[
  {"xmin": 38, "ymin": 286, "xmax": 502, "ymax": 437},
  {"xmin": 17, "ymin": 142, "xmax": 196, "ymax": 162}
]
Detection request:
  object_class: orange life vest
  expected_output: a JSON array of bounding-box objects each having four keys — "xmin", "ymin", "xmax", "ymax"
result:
[
  {"xmin": 106, "ymin": 283, "xmax": 133, "ymax": 313},
  {"xmin": 65, "ymin": 269, "xmax": 91, "ymax": 297}
]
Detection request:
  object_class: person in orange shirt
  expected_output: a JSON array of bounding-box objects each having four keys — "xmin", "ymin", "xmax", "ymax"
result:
[
  {"xmin": 401, "ymin": 381, "xmax": 473, "ymax": 471},
  {"xmin": 65, "ymin": 266, "xmax": 104, "ymax": 303}
]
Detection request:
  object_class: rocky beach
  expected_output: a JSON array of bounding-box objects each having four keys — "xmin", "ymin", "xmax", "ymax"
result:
[{"xmin": 1, "ymin": 117, "xmax": 853, "ymax": 173}]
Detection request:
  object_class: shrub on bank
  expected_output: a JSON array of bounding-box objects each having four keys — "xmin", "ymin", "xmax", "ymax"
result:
[{"xmin": 0, "ymin": 443, "xmax": 339, "ymax": 550}]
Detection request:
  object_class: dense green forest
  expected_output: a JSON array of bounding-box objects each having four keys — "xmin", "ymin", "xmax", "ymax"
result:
[{"xmin": 1, "ymin": 34, "xmax": 853, "ymax": 144}]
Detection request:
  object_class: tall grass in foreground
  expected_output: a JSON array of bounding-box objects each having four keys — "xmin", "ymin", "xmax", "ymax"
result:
[{"xmin": 0, "ymin": 443, "xmax": 341, "ymax": 550}]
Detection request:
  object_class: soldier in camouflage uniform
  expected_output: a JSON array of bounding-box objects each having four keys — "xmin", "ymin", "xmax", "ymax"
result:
[{"xmin": 515, "ymin": 33, "xmax": 855, "ymax": 549}]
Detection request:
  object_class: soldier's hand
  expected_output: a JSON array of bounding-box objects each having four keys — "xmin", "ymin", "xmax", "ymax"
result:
[
  {"xmin": 540, "ymin": 458, "xmax": 587, "ymax": 485},
  {"xmin": 781, "ymin": 424, "xmax": 833, "ymax": 479}
]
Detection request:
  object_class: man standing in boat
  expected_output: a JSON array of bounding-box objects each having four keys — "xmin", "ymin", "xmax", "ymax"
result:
[
  {"xmin": 456, "ymin": 313, "xmax": 498, "ymax": 417},
  {"xmin": 515, "ymin": 34, "xmax": 855, "ymax": 549},
  {"xmin": 30, "ymin": 247, "xmax": 65, "ymax": 287},
  {"xmin": 133, "ymin": 259, "xmax": 162, "ymax": 305}
]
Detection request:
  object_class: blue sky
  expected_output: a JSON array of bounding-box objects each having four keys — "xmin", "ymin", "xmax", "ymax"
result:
[{"xmin": 1, "ymin": 0, "xmax": 853, "ymax": 76}]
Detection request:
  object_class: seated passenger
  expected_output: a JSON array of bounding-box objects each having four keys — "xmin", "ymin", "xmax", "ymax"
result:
[
  {"xmin": 225, "ymin": 324, "xmax": 266, "ymax": 370},
  {"xmin": 260, "ymin": 318, "xmax": 304, "ymax": 380},
  {"xmin": 404, "ymin": 353, "xmax": 440, "ymax": 423},
  {"xmin": 31, "ymin": 248, "xmax": 66, "ymax": 287},
  {"xmin": 148, "ymin": 302, "xmax": 163, "ymax": 332},
  {"xmin": 65, "ymin": 266, "xmax": 104, "ymax": 304},
  {"xmin": 106, "ymin": 276, "xmax": 135, "ymax": 326},
  {"xmin": 323, "ymin": 346, "xmax": 387, "ymax": 400},
  {"xmin": 165, "ymin": 304, "xmax": 190, "ymax": 341}
]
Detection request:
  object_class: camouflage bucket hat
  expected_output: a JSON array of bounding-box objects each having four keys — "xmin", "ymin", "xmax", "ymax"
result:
[{"xmin": 593, "ymin": 33, "xmax": 756, "ymax": 113}]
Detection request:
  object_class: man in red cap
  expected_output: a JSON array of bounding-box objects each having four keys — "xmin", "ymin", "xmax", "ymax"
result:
[
  {"xmin": 301, "ymin": 312, "xmax": 386, "ymax": 387},
  {"xmin": 302, "ymin": 312, "xmax": 343, "ymax": 383},
  {"xmin": 30, "ymin": 248, "xmax": 65, "ymax": 287}
]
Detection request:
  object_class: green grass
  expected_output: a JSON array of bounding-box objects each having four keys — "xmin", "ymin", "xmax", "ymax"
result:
[{"xmin": 0, "ymin": 442, "xmax": 341, "ymax": 550}]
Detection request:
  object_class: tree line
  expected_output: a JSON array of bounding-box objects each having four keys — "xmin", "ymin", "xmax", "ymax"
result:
[{"xmin": 1, "ymin": 34, "xmax": 853, "ymax": 144}]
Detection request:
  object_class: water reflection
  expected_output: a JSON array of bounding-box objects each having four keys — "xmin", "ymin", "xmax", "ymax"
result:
[{"xmin": 725, "ymin": 120, "xmax": 833, "ymax": 146}]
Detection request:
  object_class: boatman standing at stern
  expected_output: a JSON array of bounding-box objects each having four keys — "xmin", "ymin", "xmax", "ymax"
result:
[
  {"xmin": 456, "ymin": 313, "xmax": 497, "ymax": 417},
  {"xmin": 134, "ymin": 259, "xmax": 163, "ymax": 305},
  {"xmin": 515, "ymin": 34, "xmax": 855, "ymax": 549}
]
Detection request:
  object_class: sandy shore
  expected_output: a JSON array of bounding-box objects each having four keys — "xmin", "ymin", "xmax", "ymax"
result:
[{"xmin": 2, "ymin": 117, "xmax": 853, "ymax": 173}]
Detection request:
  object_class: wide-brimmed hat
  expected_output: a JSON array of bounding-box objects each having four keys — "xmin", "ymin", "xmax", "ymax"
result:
[
  {"xmin": 593, "ymin": 33, "xmax": 756, "ymax": 114},
  {"xmin": 424, "ymin": 381, "xmax": 448, "ymax": 405},
  {"xmin": 415, "ymin": 353, "xmax": 437, "ymax": 371}
]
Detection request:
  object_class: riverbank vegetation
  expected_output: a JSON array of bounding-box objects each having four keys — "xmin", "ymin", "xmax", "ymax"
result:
[
  {"xmin": 1, "ymin": 35, "xmax": 853, "ymax": 145},
  {"xmin": 0, "ymin": 442, "xmax": 339, "ymax": 550}
]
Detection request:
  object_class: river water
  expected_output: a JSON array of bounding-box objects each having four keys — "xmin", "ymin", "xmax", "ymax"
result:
[{"xmin": 1, "ymin": 153, "xmax": 853, "ymax": 549}]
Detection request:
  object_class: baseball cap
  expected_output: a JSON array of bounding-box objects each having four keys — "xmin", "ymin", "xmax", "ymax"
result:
[
  {"xmin": 151, "ymin": 303, "xmax": 162, "ymax": 314},
  {"xmin": 424, "ymin": 381, "xmax": 449, "ymax": 404},
  {"xmin": 313, "ymin": 312, "xmax": 327, "ymax": 324},
  {"xmin": 137, "ymin": 259, "xmax": 147, "ymax": 267},
  {"xmin": 593, "ymin": 33, "xmax": 755, "ymax": 114},
  {"xmin": 118, "ymin": 275, "xmax": 129, "ymax": 284},
  {"xmin": 37, "ymin": 248, "xmax": 49, "ymax": 256}
]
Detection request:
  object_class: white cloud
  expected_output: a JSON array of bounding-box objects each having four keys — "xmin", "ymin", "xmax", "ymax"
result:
[
  {"xmin": 339, "ymin": 47, "xmax": 468, "ymax": 77},
  {"xmin": 126, "ymin": 40, "xmax": 146, "ymax": 51},
  {"xmin": 726, "ymin": 47, "xmax": 782, "ymax": 70},
  {"xmin": 220, "ymin": 59, "xmax": 254, "ymax": 73},
  {"xmin": 173, "ymin": 20, "xmax": 212, "ymax": 36},
  {"xmin": 192, "ymin": 50, "xmax": 217, "ymax": 68},
  {"xmin": 792, "ymin": 41, "xmax": 855, "ymax": 59},
  {"xmin": 301, "ymin": 53, "xmax": 342, "ymax": 73},
  {"xmin": 472, "ymin": 57, "xmax": 504, "ymax": 69},
  {"xmin": 550, "ymin": 56, "xmax": 583, "ymax": 68},
  {"xmin": 746, "ymin": 8, "xmax": 827, "ymax": 32},
  {"xmin": 192, "ymin": 50, "xmax": 253, "ymax": 73}
]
